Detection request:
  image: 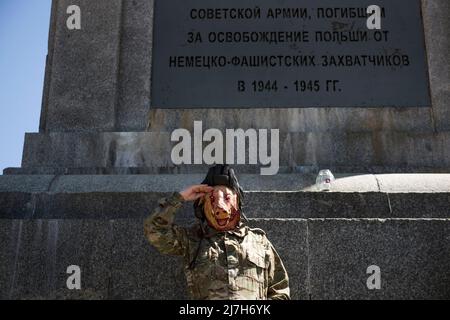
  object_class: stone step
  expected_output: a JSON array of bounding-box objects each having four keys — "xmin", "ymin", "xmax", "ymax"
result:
[
  {"xmin": 0, "ymin": 174, "xmax": 449, "ymax": 219},
  {"xmin": 1, "ymin": 190, "xmax": 449, "ymax": 219},
  {"xmin": 17, "ymin": 131, "xmax": 450, "ymax": 172},
  {"xmin": 1, "ymin": 173, "xmax": 450, "ymax": 192},
  {"xmin": 6, "ymin": 164, "xmax": 450, "ymax": 175}
]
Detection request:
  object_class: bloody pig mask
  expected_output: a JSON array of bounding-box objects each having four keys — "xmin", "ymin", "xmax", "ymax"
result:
[{"xmin": 202, "ymin": 186, "xmax": 240, "ymax": 231}]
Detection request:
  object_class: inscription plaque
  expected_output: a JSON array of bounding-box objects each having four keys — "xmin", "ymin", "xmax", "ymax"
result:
[{"xmin": 151, "ymin": 0, "xmax": 431, "ymax": 108}]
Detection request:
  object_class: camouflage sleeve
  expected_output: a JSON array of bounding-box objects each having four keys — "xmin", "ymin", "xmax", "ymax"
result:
[
  {"xmin": 143, "ymin": 192, "xmax": 189, "ymax": 256},
  {"xmin": 267, "ymin": 241, "xmax": 291, "ymax": 300}
]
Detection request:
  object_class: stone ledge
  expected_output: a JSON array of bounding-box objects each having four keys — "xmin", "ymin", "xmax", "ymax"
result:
[
  {"xmin": 6, "ymin": 165, "xmax": 450, "ymax": 175},
  {"xmin": 1, "ymin": 173, "xmax": 449, "ymax": 192},
  {"xmin": 0, "ymin": 190, "xmax": 449, "ymax": 219},
  {"xmin": 0, "ymin": 174, "xmax": 449, "ymax": 219},
  {"xmin": 19, "ymin": 131, "xmax": 450, "ymax": 170}
]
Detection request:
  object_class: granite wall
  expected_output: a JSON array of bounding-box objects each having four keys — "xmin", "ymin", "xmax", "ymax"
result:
[{"xmin": 7, "ymin": 0, "xmax": 447, "ymax": 174}]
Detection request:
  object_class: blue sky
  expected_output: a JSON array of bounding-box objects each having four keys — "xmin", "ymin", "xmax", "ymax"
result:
[{"xmin": 0, "ymin": 1, "xmax": 52, "ymax": 173}]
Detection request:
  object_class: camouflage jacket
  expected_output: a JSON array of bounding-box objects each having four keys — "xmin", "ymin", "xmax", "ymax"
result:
[{"xmin": 144, "ymin": 192, "xmax": 290, "ymax": 300}]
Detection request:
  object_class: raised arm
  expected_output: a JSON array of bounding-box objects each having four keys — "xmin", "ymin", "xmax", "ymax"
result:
[{"xmin": 143, "ymin": 185, "xmax": 213, "ymax": 256}]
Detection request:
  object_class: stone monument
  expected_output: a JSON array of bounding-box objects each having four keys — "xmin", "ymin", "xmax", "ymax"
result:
[{"xmin": 0, "ymin": 0, "xmax": 449, "ymax": 299}]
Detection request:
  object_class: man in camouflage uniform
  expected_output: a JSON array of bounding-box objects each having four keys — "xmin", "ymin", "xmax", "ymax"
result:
[{"xmin": 144, "ymin": 165, "xmax": 290, "ymax": 300}]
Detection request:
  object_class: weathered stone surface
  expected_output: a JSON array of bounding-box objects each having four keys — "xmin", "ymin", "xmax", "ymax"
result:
[
  {"xmin": 308, "ymin": 219, "xmax": 450, "ymax": 299},
  {"xmin": 109, "ymin": 219, "xmax": 186, "ymax": 299},
  {"xmin": 4, "ymin": 173, "xmax": 444, "ymax": 194},
  {"xmin": 33, "ymin": 192, "xmax": 165, "ymax": 219},
  {"xmin": 245, "ymin": 192, "xmax": 391, "ymax": 218},
  {"xmin": 3, "ymin": 220, "xmax": 62, "ymax": 298},
  {"xmin": 250, "ymin": 219, "xmax": 308, "ymax": 300},
  {"xmin": 29, "ymin": 0, "xmax": 450, "ymax": 173},
  {"xmin": 5, "ymin": 173, "xmax": 448, "ymax": 195},
  {"xmin": 36, "ymin": 173, "xmax": 450, "ymax": 193},
  {"xmin": 50, "ymin": 220, "xmax": 113, "ymax": 299},
  {"xmin": 2, "ymin": 190, "xmax": 450, "ymax": 220},
  {"xmin": 42, "ymin": 0, "xmax": 123, "ymax": 132},
  {"xmin": 0, "ymin": 191, "xmax": 384, "ymax": 220},
  {"xmin": 0, "ymin": 220, "xmax": 112, "ymax": 299},
  {"xmin": 376, "ymin": 174, "xmax": 450, "ymax": 192},
  {"xmin": 147, "ymin": 107, "xmax": 435, "ymax": 134},
  {"xmin": 19, "ymin": 131, "xmax": 450, "ymax": 172},
  {"xmin": 1, "ymin": 218, "xmax": 449, "ymax": 299},
  {"xmin": 0, "ymin": 219, "xmax": 307, "ymax": 299},
  {"xmin": 0, "ymin": 220, "xmax": 19, "ymax": 299},
  {"xmin": 0, "ymin": 193, "xmax": 35, "ymax": 218},
  {"xmin": 116, "ymin": 0, "xmax": 154, "ymax": 131},
  {"xmin": 327, "ymin": 174, "xmax": 379, "ymax": 192},
  {"xmin": 422, "ymin": 0, "xmax": 450, "ymax": 131},
  {"xmin": 0, "ymin": 175, "xmax": 55, "ymax": 192},
  {"xmin": 388, "ymin": 193, "xmax": 450, "ymax": 218},
  {"xmin": 38, "ymin": 0, "xmax": 448, "ymax": 135},
  {"xmin": 1, "ymin": 174, "xmax": 450, "ymax": 219},
  {"xmin": 28, "ymin": 174, "xmax": 319, "ymax": 193},
  {"xmin": 21, "ymin": 132, "xmax": 173, "ymax": 168}
]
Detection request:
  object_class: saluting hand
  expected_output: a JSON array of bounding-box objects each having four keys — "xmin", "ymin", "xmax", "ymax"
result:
[{"xmin": 179, "ymin": 184, "xmax": 213, "ymax": 202}]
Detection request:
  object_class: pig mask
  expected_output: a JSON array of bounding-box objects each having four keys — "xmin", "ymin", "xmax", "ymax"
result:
[{"xmin": 202, "ymin": 185, "xmax": 240, "ymax": 231}]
